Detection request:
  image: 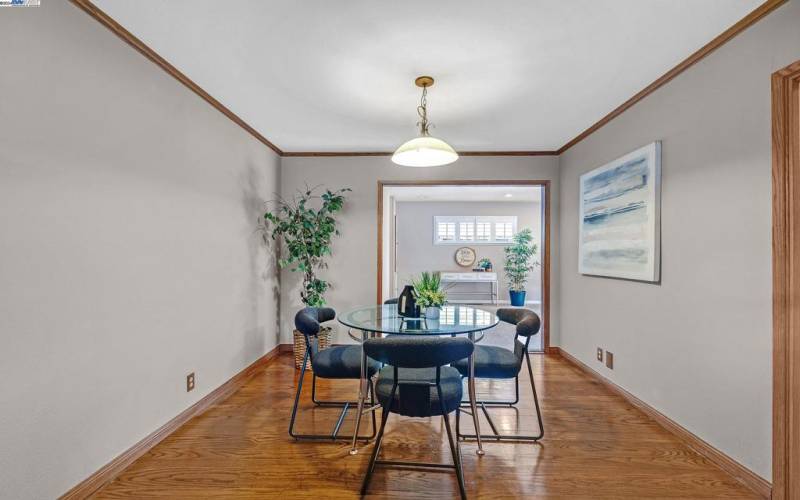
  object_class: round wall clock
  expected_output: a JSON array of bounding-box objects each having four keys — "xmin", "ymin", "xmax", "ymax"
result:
[{"xmin": 455, "ymin": 247, "xmax": 477, "ymax": 267}]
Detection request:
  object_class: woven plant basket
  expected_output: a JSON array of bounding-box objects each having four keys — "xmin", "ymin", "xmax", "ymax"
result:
[{"xmin": 293, "ymin": 326, "xmax": 332, "ymax": 369}]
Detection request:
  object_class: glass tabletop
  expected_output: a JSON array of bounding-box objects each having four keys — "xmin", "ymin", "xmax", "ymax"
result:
[{"xmin": 338, "ymin": 304, "xmax": 499, "ymax": 335}]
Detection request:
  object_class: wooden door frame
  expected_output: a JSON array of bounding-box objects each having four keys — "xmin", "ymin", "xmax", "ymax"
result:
[
  {"xmin": 377, "ymin": 179, "xmax": 552, "ymax": 352},
  {"xmin": 773, "ymin": 59, "xmax": 800, "ymax": 500}
]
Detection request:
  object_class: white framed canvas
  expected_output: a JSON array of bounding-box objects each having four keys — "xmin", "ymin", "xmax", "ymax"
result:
[{"xmin": 579, "ymin": 142, "xmax": 661, "ymax": 282}]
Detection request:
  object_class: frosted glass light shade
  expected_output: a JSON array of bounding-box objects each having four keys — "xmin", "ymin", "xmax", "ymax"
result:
[{"xmin": 392, "ymin": 136, "xmax": 459, "ymax": 167}]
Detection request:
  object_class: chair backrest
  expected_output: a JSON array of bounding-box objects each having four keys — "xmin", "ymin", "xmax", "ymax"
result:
[
  {"xmin": 363, "ymin": 336, "xmax": 473, "ymax": 369},
  {"xmin": 496, "ymin": 308, "xmax": 541, "ymax": 337},
  {"xmin": 294, "ymin": 307, "xmax": 336, "ymax": 337}
]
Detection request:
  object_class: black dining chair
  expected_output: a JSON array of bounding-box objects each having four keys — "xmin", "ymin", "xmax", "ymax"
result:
[
  {"xmin": 289, "ymin": 307, "xmax": 381, "ymax": 441},
  {"xmin": 452, "ymin": 308, "xmax": 544, "ymax": 442},
  {"xmin": 361, "ymin": 336, "xmax": 473, "ymax": 499}
]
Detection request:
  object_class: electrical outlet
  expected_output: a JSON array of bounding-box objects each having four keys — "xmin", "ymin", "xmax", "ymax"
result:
[
  {"xmin": 596, "ymin": 348, "xmax": 603, "ymax": 362},
  {"xmin": 186, "ymin": 372, "xmax": 195, "ymax": 392},
  {"xmin": 605, "ymin": 352, "xmax": 614, "ymax": 370}
]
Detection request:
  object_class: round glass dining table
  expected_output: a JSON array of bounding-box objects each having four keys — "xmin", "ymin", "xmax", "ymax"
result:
[{"xmin": 338, "ymin": 304, "xmax": 499, "ymax": 456}]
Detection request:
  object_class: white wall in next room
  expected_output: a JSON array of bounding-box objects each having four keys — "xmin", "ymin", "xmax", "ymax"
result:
[{"xmin": 394, "ymin": 200, "xmax": 542, "ymax": 303}]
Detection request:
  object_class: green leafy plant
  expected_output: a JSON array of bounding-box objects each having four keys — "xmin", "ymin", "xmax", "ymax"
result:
[
  {"xmin": 477, "ymin": 257, "xmax": 492, "ymax": 270},
  {"xmin": 411, "ymin": 271, "xmax": 447, "ymax": 308},
  {"xmin": 263, "ymin": 185, "xmax": 350, "ymax": 307},
  {"xmin": 504, "ymin": 228, "xmax": 538, "ymax": 292}
]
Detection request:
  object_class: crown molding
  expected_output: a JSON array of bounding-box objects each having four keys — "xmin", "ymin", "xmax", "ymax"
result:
[
  {"xmin": 281, "ymin": 151, "xmax": 391, "ymax": 157},
  {"xmin": 556, "ymin": 0, "xmax": 787, "ymax": 155},
  {"xmin": 281, "ymin": 150, "xmax": 558, "ymax": 157},
  {"xmin": 72, "ymin": 0, "xmax": 786, "ymax": 159},
  {"xmin": 69, "ymin": 0, "xmax": 284, "ymax": 156}
]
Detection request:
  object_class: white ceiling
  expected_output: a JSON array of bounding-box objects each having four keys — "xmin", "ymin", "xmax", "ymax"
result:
[
  {"xmin": 386, "ymin": 185, "xmax": 542, "ymax": 203},
  {"xmin": 93, "ymin": 0, "xmax": 760, "ymax": 152}
]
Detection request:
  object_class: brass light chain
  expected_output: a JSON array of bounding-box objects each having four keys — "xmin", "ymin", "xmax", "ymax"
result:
[{"xmin": 416, "ymin": 85, "xmax": 431, "ymax": 136}]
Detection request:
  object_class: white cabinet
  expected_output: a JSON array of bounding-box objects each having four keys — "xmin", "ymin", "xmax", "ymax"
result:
[{"xmin": 439, "ymin": 272, "xmax": 498, "ymax": 303}]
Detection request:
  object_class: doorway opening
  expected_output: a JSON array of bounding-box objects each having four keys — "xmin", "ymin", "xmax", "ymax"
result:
[{"xmin": 378, "ymin": 180, "xmax": 551, "ymax": 352}]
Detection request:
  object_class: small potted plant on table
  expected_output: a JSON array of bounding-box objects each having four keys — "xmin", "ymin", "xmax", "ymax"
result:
[
  {"xmin": 504, "ymin": 228, "xmax": 538, "ymax": 307},
  {"xmin": 263, "ymin": 185, "xmax": 350, "ymax": 368},
  {"xmin": 476, "ymin": 257, "xmax": 493, "ymax": 272},
  {"xmin": 411, "ymin": 271, "xmax": 447, "ymax": 320}
]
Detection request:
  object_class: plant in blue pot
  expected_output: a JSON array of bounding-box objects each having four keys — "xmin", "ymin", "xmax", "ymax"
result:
[{"xmin": 504, "ymin": 228, "xmax": 538, "ymax": 306}]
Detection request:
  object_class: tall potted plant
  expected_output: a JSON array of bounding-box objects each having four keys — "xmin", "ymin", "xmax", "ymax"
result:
[
  {"xmin": 504, "ymin": 228, "xmax": 538, "ymax": 306},
  {"xmin": 263, "ymin": 185, "xmax": 350, "ymax": 368}
]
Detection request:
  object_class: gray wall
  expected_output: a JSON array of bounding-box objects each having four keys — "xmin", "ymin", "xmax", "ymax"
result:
[
  {"xmin": 280, "ymin": 156, "xmax": 559, "ymax": 345},
  {"xmin": 558, "ymin": 0, "xmax": 800, "ymax": 480},
  {"xmin": 0, "ymin": 3, "xmax": 280, "ymax": 498},
  {"xmin": 2, "ymin": 0, "xmax": 793, "ymax": 495},
  {"xmin": 394, "ymin": 200, "xmax": 542, "ymax": 302}
]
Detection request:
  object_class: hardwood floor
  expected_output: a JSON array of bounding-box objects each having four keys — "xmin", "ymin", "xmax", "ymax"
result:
[{"xmin": 92, "ymin": 351, "xmax": 760, "ymax": 499}]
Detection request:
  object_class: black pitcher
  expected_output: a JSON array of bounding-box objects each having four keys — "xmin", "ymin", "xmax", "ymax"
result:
[{"xmin": 398, "ymin": 285, "xmax": 420, "ymax": 318}]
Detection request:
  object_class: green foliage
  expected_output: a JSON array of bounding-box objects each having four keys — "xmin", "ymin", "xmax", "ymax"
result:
[
  {"xmin": 263, "ymin": 185, "xmax": 350, "ymax": 306},
  {"xmin": 477, "ymin": 257, "xmax": 492, "ymax": 270},
  {"xmin": 503, "ymin": 228, "xmax": 538, "ymax": 292},
  {"xmin": 410, "ymin": 271, "xmax": 447, "ymax": 308}
]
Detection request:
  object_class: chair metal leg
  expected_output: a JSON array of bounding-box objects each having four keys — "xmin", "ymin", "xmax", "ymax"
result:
[
  {"xmin": 526, "ymin": 351, "xmax": 545, "ymax": 441},
  {"xmin": 312, "ymin": 375, "xmax": 378, "ymax": 440},
  {"xmin": 459, "ymin": 374, "xmax": 520, "ymax": 406},
  {"xmin": 312, "ymin": 373, "xmax": 375, "ymax": 407},
  {"xmin": 360, "ymin": 405, "xmax": 390, "ymax": 496},
  {"xmin": 467, "ymin": 331, "xmax": 484, "ymax": 456},
  {"xmin": 350, "ymin": 330, "xmax": 369, "ymax": 455},
  {"xmin": 442, "ymin": 409, "xmax": 467, "ymax": 499},
  {"xmin": 289, "ymin": 346, "xmax": 377, "ymax": 441},
  {"xmin": 362, "ymin": 381, "xmax": 467, "ymax": 499},
  {"xmin": 457, "ymin": 352, "xmax": 544, "ymax": 442},
  {"xmin": 288, "ymin": 346, "xmax": 309, "ymax": 439}
]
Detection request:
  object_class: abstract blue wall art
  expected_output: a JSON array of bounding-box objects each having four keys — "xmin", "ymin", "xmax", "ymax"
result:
[{"xmin": 579, "ymin": 142, "xmax": 661, "ymax": 282}]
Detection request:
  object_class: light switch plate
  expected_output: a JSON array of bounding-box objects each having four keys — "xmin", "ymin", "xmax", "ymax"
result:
[{"xmin": 605, "ymin": 352, "xmax": 614, "ymax": 370}]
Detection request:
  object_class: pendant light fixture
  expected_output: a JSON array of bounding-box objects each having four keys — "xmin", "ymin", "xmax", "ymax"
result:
[{"xmin": 392, "ymin": 76, "xmax": 458, "ymax": 167}]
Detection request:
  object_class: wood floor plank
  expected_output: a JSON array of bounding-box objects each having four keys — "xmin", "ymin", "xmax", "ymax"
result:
[{"xmin": 92, "ymin": 353, "xmax": 761, "ymax": 499}]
